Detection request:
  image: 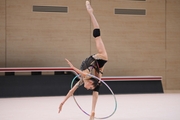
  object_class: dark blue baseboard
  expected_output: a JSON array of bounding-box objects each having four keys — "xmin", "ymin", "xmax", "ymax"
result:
[{"xmin": 0, "ymin": 74, "xmax": 163, "ymax": 98}]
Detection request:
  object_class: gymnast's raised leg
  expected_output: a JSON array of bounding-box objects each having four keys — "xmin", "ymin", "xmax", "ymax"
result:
[{"xmin": 86, "ymin": 1, "xmax": 108, "ymax": 62}]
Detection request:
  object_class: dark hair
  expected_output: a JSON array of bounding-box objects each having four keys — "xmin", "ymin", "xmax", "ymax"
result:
[{"xmin": 89, "ymin": 77, "xmax": 100, "ymax": 87}]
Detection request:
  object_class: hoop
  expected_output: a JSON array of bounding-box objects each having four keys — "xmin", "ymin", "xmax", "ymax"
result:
[{"xmin": 71, "ymin": 74, "xmax": 117, "ymax": 119}]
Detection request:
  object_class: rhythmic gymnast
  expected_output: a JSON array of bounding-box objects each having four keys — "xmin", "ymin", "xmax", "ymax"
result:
[{"xmin": 58, "ymin": 1, "xmax": 108, "ymax": 120}]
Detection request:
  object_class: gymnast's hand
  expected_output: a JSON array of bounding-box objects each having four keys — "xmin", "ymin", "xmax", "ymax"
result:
[
  {"xmin": 58, "ymin": 103, "xmax": 63, "ymax": 113},
  {"xmin": 89, "ymin": 111, "xmax": 95, "ymax": 120},
  {"xmin": 65, "ymin": 58, "xmax": 74, "ymax": 68}
]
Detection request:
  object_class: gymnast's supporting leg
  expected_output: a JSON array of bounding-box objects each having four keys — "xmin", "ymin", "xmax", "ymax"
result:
[{"xmin": 86, "ymin": 1, "xmax": 108, "ymax": 61}]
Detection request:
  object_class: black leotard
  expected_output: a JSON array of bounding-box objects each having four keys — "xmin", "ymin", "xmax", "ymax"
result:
[{"xmin": 80, "ymin": 55, "xmax": 107, "ymax": 74}]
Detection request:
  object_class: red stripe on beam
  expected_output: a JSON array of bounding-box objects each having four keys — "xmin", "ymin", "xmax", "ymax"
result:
[
  {"xmin": 0, "ymin": 67, "xmax": 162, "ymax": 81},
  {"xmin": 0, "ymin": 67, "xmax": 74, "ymax": 72}
]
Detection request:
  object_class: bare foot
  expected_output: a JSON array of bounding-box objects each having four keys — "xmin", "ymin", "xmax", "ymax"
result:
[{"xmin": 86, "ymin": 1, "xmax": 93, "ymax": 14}]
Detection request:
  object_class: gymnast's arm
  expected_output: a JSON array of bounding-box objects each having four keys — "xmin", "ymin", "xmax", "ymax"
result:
[
  {"xmin": 90, "ymin": 91, "xmax": 99, "ymax": 119},
  {"xmin": 89, "ymin": 67, "xmax": 104, "ymax": 119},
  {"xmin": 58, "ymin": 81, "xmax": 80, "ymax": 113}
]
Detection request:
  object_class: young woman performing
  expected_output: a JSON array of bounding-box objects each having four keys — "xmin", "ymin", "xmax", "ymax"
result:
[{"xmin": 58, "ymin": 1, "xmax": 108, "ymax": 120}]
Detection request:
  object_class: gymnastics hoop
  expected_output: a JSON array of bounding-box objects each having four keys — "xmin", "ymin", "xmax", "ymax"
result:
[{"xmin": 71, "ymin": 74, "xmax": 117, "ymax": 119}]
